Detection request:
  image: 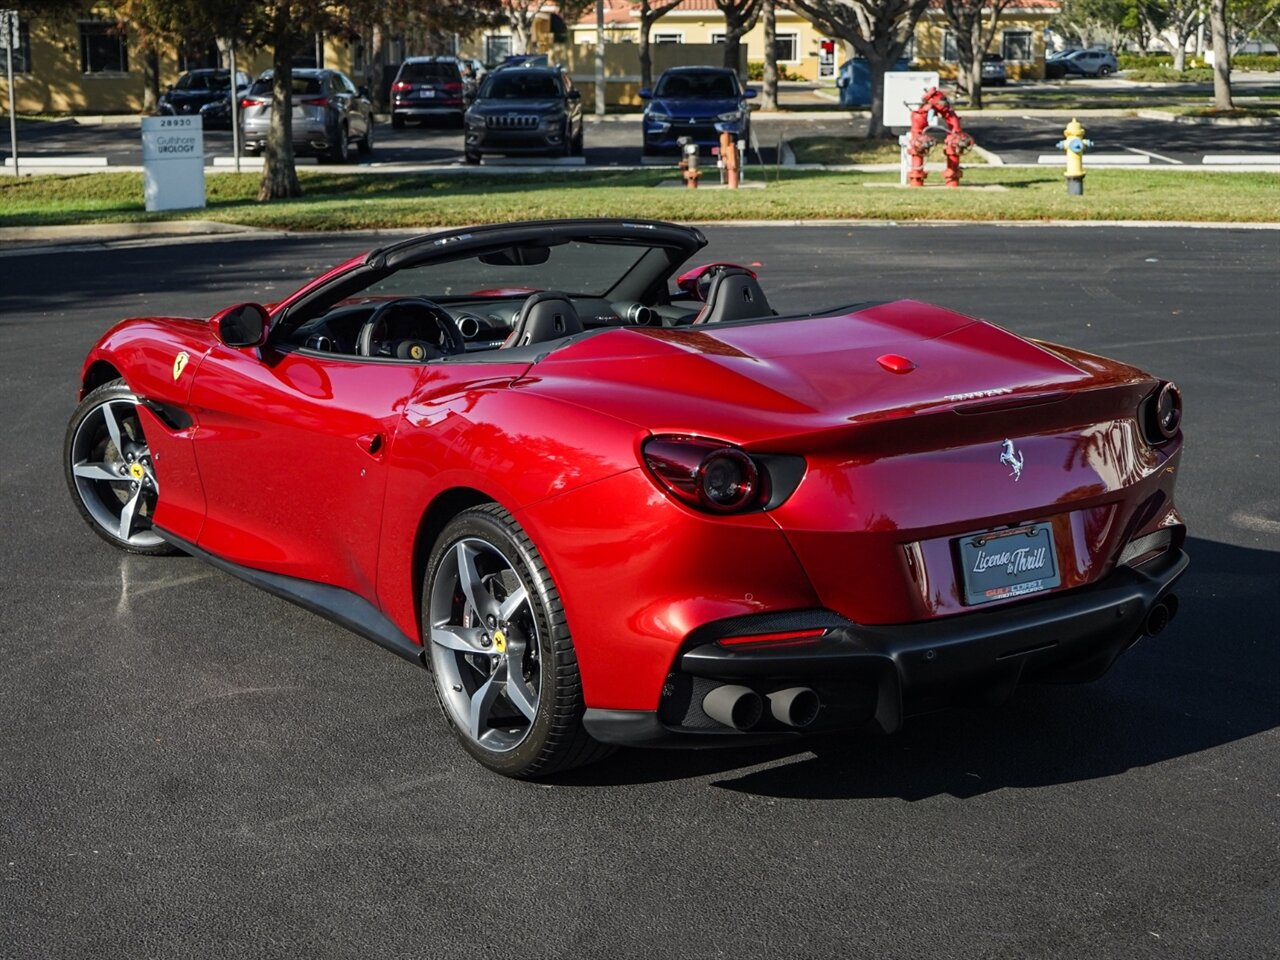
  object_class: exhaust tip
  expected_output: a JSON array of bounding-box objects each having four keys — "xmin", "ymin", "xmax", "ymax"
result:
[
  {"xmin": 702, "ymin": 684, "xmax": 763, "ymax": 731},
  {"xmin": 767, "ymin": 687, "xmax": 821, "ymax": 728},
  {"xmin": 1144, "ymin": 599, "xmax": 1172, "ymax": 637}
]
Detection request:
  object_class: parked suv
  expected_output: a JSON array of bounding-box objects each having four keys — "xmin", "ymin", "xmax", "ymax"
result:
[
  {"xmin": 240, "ymin": 69, "xmax": 374, "ymax": 162},
  {"xmin": 390, "ymin": 57, "xmax": 467, "ymax": 128},
  {"xmin": 463, "ymin": 67, "xmax": 583, "ymax": 163},
  {"xmin": 159, "ymin": 68, "xmax": 250, "ymax": 119},
  {"xmin": 1047, "ymin": 48, "xmax": 1118, "ymax": 78},
  {"xmin": 981, "ymin": 53, "xmax": 1007, "ymax": 86},
  {"xmin": 640, "ymin": 66, "xmax": 756, "ymax": 156}
]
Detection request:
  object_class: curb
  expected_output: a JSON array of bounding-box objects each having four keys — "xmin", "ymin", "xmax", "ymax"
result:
[
  {"xmin": 0, "ymin": 220, "xmax": 268, "ymax": 244},
  {"xmin": 1136, "ymin": 108, "xmax": 1280, "ymax": 126}
]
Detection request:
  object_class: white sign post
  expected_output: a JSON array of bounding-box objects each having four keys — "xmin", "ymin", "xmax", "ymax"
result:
[
  {"xmin": 2, "ymin": 9, "xmax": 19, "ymax": 177},
  {"xmin": 884, "ymin": 71, "xmax": 940, "ymax": 185},
  {"xmin": 141, "ymin": 115, "xmax": 206, "ymax": 211}
]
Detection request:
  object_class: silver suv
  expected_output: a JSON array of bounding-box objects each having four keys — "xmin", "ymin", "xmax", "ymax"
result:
[{"xmin": 240, "ymin": 68, "xmax": 375, "ymax": 162}]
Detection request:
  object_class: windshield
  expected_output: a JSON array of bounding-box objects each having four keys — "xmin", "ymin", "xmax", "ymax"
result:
[
  {"xmin": 479, "ymin": 72, "xmax": 563, "ymax": 100},
  {"xmin": 249, "ymin": 75, "xmax": 323, "ymax": 96},
  {"xmin": 359, "ymin": 241, "xmax": 649, "ymax": 299},
  {"xmin": 177, "ymin": 72, "xmax": 230, "ymax": 92},
  {"xmin": 654, "ymin": 72, "xmax": 738, "ymax": 99}
]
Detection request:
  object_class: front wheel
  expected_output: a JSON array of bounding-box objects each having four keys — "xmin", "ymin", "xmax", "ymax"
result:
[
  {"xmin": 423, "ymin": 504, "xmax": 610, "ymax": 778},
  {"xmin": 64, "ymin": 379, "xmax": 176, "ymax": 555},
  {"xmin": 1097, "ymin": 65, "xmax": 1113, "ymax": 77}
]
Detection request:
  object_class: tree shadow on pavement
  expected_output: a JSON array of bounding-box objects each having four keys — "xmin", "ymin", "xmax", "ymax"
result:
[{"xmin": 555, "ymin": 536, "xmax": 1279, "ymax": 795}]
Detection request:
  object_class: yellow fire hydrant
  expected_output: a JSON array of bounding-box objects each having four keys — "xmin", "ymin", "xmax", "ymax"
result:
[{"xmin": 1055, "ymin": 118, "xmax": 1093, "ymax": 196}]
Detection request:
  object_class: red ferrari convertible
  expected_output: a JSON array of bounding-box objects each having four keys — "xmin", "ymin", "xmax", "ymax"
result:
[{"xmin": 64, "ymin": 219, "xmax": 1188, "ymax": 777}]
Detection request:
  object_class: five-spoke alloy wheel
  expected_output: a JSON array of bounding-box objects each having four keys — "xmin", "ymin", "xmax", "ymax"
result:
[
  {"xmin": 424, "ymin": 504, "xmax": 608, "ymax": 777},
  {"xmin": 63, "ymin": 378, "xmax": 176, "ymax": 555}
]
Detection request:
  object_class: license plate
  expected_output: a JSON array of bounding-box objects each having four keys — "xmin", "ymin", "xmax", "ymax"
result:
[
  {"xmin": 956, "ymin": 522, "xmax": 1061, "ymax": 605},
  {"xmin": 418, "ymin": 88, "xmax": 435, "ymax": 98}
]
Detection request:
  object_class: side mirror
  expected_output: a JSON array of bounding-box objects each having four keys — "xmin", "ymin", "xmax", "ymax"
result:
[
  {"xmin": 566, "ymin": 89, "xmax": 581, "ymax": 101},
  {"xmin": 210, "ymin": 303, "xmax": 270, "ymax": 348},
  {"xmin": 744, "ymin": 87, "xmax": 758, "ymax": 98},
  {"xmin": 638, "ymin": 87, "xmax": 652, "ymax": 100},
  {"xmin": 358, "ymin": 85, "xmax": 370, "ymax": 98}
]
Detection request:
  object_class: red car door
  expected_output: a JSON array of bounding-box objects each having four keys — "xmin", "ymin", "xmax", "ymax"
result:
[{"xmin": 188, "ymin": 344, "xmax": 426, "ymax": 601}]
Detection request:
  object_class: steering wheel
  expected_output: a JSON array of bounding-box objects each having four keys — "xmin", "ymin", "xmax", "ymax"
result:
[{"xmin": 356, "ymin": 297, "xmax": 466, "ymax": 360}]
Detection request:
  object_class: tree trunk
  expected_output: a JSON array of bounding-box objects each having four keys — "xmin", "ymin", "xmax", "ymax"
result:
[
  {"xmin": 868, "ymin": 58, "xmax": 887, "ymax": 138},
  {"xmin": 141, "ymin": 47, "xmax": 161, "ymax": 114},
  {"xmin": 761, "ymin": 0, "xmax": 778, "ymax": 110},
  {"xmin": 967, "ymin": 20, "xmax": 983, "ymax": 109},
  {"xmin": 1172, "ymin": 43, "xmax": 1187, "ymax": 72},
  {"xmin": 1209, "ymin": 0, "xmax": 1233, "ymax": 109},
  {"xmin": 259, "ymin": 33, "xmax": 302, "ymax": 202},
  {"xmin": 723, "ymin": 22, "xmax": 743, "ymax": 77},
  {"xmin": 513, "ymin": 20, "xmax": 534, "ymax": 55}
]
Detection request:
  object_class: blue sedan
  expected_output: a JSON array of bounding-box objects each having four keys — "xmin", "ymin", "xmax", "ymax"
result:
[{"xmin": 640, "ymin": 66, "xmax": 756, "ymax": 156}]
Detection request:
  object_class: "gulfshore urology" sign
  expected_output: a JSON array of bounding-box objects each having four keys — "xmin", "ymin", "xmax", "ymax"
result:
[{"xmin": 141, "ymin": 115, "xmax": 205, "ymax": 212}]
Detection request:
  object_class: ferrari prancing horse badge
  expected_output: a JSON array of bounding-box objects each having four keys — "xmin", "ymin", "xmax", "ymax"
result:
[{"xmin": 172, "ymin": 351, "xmax": 189, "ymax": 381}]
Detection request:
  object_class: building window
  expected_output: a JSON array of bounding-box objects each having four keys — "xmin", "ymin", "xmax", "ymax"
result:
[
  {"xmin": 1002, "ymin": 30, "xmax": 1033, "ymax": 62},
  {"xmin": 710, "ymin": 32, "xmax": 726, "ymax": 44},
  {"xmin": 79, "ymin": 21, "xmax": 128, "ymax": 74},
  {"xmin": 942, "ymin": 31, "xmax": 959, "ymax": 63},
  {"xmin": 485, "ymin": 34, "xmax": 512, "ymax": 65},
  {"xmin": 774, "ymin": 32, "xmax": 799, "ymax": 63},
  {"xmin": 653, "ymin": 32, "xmax": 683, "ymax": 44}
]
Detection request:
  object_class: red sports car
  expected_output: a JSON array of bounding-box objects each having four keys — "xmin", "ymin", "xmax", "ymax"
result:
[{"xmin": 64, "ymin": 219, "xmax": 1188, "ymax": 778}]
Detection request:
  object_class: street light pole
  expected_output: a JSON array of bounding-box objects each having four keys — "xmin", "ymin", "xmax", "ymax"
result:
[
  {"xmin": 3, "ymin": 10, "xmax": 17, "ymax": 177},
  {"xmin": 229, "ymin": 39, "xmax": 241, "ymax": 174}
]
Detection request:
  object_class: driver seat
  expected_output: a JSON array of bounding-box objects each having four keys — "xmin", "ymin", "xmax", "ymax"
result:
[
  {"xmin": 693, "ymin": 268, "xmax": 774, "ymax": 325},
  {"xmin": 501, "ymin": 291, "xmax": 583, "ymax": 348}
]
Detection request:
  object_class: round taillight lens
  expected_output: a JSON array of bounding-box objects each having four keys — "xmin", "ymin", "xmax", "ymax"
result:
[
  {"xmin": 1155, "ymin": 382, "xmax": 1181, "ymax": 438},
  {"xmin": 697, "ymin": 448, "xmax": 758, "ymax": 512},
  {"xmin": 642, "ymin": 437, "xmax": 769, "ymax": 514}
]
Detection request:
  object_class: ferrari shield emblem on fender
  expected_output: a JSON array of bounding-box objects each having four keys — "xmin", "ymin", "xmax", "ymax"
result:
[
  {"xmin": 172, "ymin": 351, "xmax": 190, "ymax": 381},
  {"xmin": 999, "ymin": 439, "xmax": 1024, "ymax": 481}
]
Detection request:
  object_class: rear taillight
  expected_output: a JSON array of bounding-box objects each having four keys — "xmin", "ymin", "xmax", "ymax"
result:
[
  {"xmin": 238, "ymin": 98, "xmax": 258, "ymax": 109},
  {"xmin": 392, "ymin": 81, "xmax": 412, "ymax": 91},
  {"xmin": 301, "ymin": 96, "xmax": 329, "ymax": 107},
  {"xmin": 642, "ymin": 436, "xmax": 768, "ymax": 514},
  {"xmin": 443, "ymin": 82, "xmax": 464, "ymax": 93},
  {"xmin": 1140, "ymin": 381, "xmax": 1182, "ymax": 444}
]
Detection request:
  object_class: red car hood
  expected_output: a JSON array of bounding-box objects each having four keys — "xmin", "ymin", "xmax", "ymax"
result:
[{"xmin": 524, "ymin": 300, "xmax": 1147, "ymax": 446}]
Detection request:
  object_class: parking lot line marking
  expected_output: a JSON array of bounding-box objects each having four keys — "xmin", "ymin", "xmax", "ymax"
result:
[
  {"xmin": 1098, "ymin": 330, "xmax": 1279, "ymax": 350},
  {"xmin": 1124, "ymin": 146, "xmax": 1183, "ymax": 165}
]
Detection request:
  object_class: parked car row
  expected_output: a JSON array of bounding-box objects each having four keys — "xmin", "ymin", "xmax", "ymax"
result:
[{"xmin": 162, "ymin": 61, "xmax": 760, "ymax": 164}]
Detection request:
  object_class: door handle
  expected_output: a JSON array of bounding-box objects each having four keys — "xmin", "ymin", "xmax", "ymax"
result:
[{"xmin": 357, "ymin": 432, "xmax": 385, "ymax": 458}]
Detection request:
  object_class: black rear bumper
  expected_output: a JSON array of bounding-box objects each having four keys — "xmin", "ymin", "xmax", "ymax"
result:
[{"xmin": 583, "ymin": 549, "xmax": 1189, "ymax": 748}]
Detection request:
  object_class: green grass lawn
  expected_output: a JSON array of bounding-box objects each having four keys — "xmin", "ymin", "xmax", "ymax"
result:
[
  {"xmin": 2, "ymin": 168, "xmax": 1277, "ymax": 231},
  {"xmin": 789, "ymin": 137, "xmax": 989, "ymax": 165}
]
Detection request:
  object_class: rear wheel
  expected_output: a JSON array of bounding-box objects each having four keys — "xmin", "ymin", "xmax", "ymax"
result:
[
  {"xmin": 358, "ymin": 118, "xmax": 374, "ymax": 155},
  {"xmin": 391, "ymin": 113, "xmax": 406, "ymax": 130},
  {"xmin": 423, "ymin": 504, "xmax": 610, "ymax": 778},
  {"xmin": 1098, "ymin": 64, "xmax": 1113, "ymax": 77},
  {"xmin": 63, "ymin": 379, "xmax": 177, "ymax": 556},
  {"xmin": 571, "ymin": 123, "xmax": 584, "ymax": 157}
]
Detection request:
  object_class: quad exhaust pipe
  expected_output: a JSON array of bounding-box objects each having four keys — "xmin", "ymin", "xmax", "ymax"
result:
[{"xmin": 702, "ymin": 684, "xmax": 820, "ymax": 731}]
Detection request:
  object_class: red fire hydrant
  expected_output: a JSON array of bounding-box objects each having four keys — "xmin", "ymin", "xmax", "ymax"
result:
[
  {"xmin": 718, "ymin": 130, "xmax": 739, "ymax": 189},
  {"xmin": 905, "ymin": 87, "xmax": 974, "ymax": 188}
]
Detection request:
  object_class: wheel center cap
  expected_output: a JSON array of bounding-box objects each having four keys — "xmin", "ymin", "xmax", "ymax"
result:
[
  {"xmin": 128, "ymin": 462, "xmax": 146, "ymax": 481},
  {"xmin": 492, "ymin": 629, "xmax": 507, "ymax": 654}
]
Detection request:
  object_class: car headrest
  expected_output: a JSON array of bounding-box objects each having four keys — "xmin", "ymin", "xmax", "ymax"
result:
[
  {"xmin": 501, "ymin": 290, "xmax": 583, "ymax": 348},
  {"xmin": 693, "ymin": 269, "xmax": 774, "ymax": 324}
]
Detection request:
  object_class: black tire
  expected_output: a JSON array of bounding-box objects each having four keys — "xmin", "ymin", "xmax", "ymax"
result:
[
  {"xmin": 391, "ymin": 113, "xmax": 406, "ymax": 130},
  {"xmin": 358, "ymin": 117, "xmax": 374, "ymax": 156},
  {"xmin": 423, "ymin": 504, "xmax": 612, "ymax": 778},
  {"xmin": 63, "ymin": 378, "xmax": 178, "ymax": 556},
  {"xmin": 330, "ymin": 123, "xmax": 351, "ymax": 163},
  {"xmin": 571, "ymin": 123, "xmax": 584, "ymax": 157},
  {"xmin": 1098, "ymin": 65, "xmax": 1113, "ymax": 77},
  {"xmin": 464, "ymin": 148, "xmax": 481, "ymax": 165}
]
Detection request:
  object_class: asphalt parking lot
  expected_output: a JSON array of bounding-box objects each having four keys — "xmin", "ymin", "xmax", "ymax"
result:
[
  {"xmin": 6, "ymin": 103, "xmax": 1278, "ymax": 170},
  {"xmin": 1, "ymin": 224, "xmax": 1277, "ymax": 959}
]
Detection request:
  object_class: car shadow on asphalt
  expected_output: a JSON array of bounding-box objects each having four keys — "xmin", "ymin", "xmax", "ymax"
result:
[{"xmin": 552, "ymin": 536, "xmax": 1279, "ymax": 795}]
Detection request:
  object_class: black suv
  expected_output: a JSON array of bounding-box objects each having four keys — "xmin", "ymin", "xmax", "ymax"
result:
[
  {"xmin": 391, "ymin": 57, "xmax": 467, "ymax": 128},
  {"xmin": 159, "ymin": 68, "xmax": 250, "ymax": 118},
  {"xmin": 463, "ymin": 67, "xmax": 583, "ymax": 163}
]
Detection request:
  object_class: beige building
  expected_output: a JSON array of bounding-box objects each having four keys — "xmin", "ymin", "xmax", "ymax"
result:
[{"xmin": 913, "ymin": 0, "xmax": 1061, "ymax": 82}]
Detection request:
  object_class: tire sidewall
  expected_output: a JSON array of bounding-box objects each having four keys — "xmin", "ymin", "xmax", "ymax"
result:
[{"xmin": 423, "ymin": 506, "xmax": 571, "ymax": 777}]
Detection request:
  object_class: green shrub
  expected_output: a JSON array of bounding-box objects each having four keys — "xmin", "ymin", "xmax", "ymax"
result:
[
  {"xmin": 747, "ymin": 60, "xmax": 805, "ymax": 82},
  {"xmin": 1124, "ymin": 65, "xmax": 1214, "ymax": 82},
  {"xmin": 1234, "ymin": 54, "xmax": 1280, "ymax": 71},
  {"xmin": 1118, "ymin": 53, "xmax": 1171, "ymax": 69}
]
